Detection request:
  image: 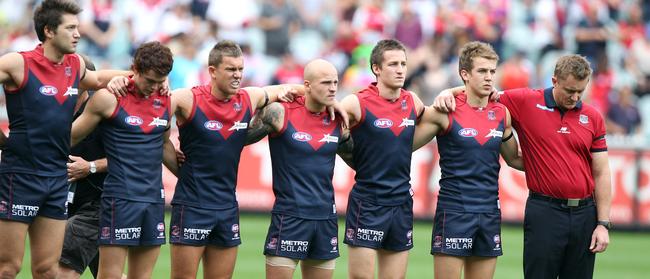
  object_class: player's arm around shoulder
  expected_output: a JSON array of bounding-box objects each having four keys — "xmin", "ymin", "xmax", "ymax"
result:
[
  {"xmin": 171, "ymin": 88, "xmax": 193, "ymax": 124},
  {"xmin": 246, "ymin": 101, "xmax": 285, "ymax": 145},
  {"xmin": 71, "ymin": 89, "xmax": 117, "ymax": 146},
  {"xmin": 413, "ymin": 104, "xmax": 448, "ymax": 151},
  {"xmin": 245, "ymin": 84, "xmax": 303, "ymax": 112},
  {"xmin": 0, "ymin": 52, "xmax": 25, "ymax": 88},
  {"xmin": 78, "ymin": 54, "xmax": 131, "ymax": 91},
  {"xmin": 340, "ymin": 93, "xmax": 361, "ymax": 128},
  {"xmin": 499, "ymin": 108, "xmax": 524, "ymax": 171},
  {"xmin": 337, "ymin": 127, "xmax": 355, "ymax": 169}
]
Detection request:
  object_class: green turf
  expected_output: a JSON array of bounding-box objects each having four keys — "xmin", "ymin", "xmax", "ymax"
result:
[{"xmin": 17, "ymin": 213, "xmax": 650, "ymax": 278}]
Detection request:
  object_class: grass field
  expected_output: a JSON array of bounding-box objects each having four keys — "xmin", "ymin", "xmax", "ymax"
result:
[{"xmin": 16, "ymin": 213, "xmax": 650, "ymax": 278}]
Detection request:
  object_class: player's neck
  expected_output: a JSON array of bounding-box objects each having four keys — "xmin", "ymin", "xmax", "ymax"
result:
[
  {"xmin": 42, "ymin": 42, "xmax": 66, "ymax": 64},
  {"xmin": 305, "ymin": 97, "xmax": 326, "ymax": 113},
  {"xmin": 376, "ymin": 82, "xmax": 400, "ymax": 101},
  {"xmin": 211, "ymin": 85, "xmax": 233, "ymax": 101},
  {"xmin": 466, "ymin": 91, "xmax": 489, "ymax": 108}
]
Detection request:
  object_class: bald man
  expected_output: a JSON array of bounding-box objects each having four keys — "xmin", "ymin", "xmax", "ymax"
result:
[{"xmin": 247, "ymin": 59, "xmax": 353, "ymax": 279}]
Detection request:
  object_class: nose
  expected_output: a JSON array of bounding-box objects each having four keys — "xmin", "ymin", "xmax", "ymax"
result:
[
  {"xmin": 233, "ymin": 70, "xmax": 242, "ymax": 79},
  {"xmin": 73, "ymin": 28, "xmax": 81, "ymax": 38}
]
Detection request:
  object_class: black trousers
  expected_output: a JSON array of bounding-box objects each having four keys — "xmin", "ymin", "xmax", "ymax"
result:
[{"xmin": 523, "ymin": 195, "xmax": 597, "ymax": 279}]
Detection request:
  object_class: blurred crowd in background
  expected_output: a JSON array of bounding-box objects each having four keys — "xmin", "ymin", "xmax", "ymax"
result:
[{"xmin": 1, "ymin": 0, "xmax": 649, "ymax": 143}]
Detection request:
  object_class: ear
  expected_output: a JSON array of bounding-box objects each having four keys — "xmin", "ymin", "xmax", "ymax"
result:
[
  {"xmin": 208, "ymin": 66, "xmax": 218, "ymax": 79},
  {"xmin": 44, "ymin": 25, "xmax": 56, "ymax": 40},
  {"xmin": 371, "ymin": 64, "xmax": 380, "ymax": 76},
  {"xmin": 551, "ymin": 76, "xmax": 558, "ymax": 87},
  {"xmin": 460, "ymin": 69, "xmax": 470, "ymax": 83}
]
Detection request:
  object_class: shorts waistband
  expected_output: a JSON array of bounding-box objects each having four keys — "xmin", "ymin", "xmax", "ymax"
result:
[{"xmin": 529, "ymin": 192, "xmax": 593, "ymax": 208}]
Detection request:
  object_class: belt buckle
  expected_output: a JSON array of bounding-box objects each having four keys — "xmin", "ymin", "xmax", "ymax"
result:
[{"xmin": 567, "ymin": 199, "xmax": 580, "ymax": 207}]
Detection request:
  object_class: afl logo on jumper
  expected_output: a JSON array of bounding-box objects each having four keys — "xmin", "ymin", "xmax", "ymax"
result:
[
  {"xmin": 204, "ymin": 120, "xmax": 223, "ymax": 131},
  {"xmin": 39, "ymin": 85, "xmax": 58, "ymax": 96},
  {"xmin": 125, "ymin": 116, "xmax": 143, "ymax": 126},
  {"xmin": 458, "ymin": 128, "xmax": 478, "ymax": 137},
  {"xmin": 373, "ymin": 118, "xmax": 393, "ymax": 128},
  {"xmin": 292, "ymin": 132, "xmax": 312, "ymax": 142}
]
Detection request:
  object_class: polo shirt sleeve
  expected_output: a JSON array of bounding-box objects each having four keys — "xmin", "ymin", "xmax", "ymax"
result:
[
  {"xmin": 499, "ymin": 88, "xmax": 529, "ymax": 120},
  {"xmin": 591, "ymin": 111, "xmax": 608, "ymax": 153}
]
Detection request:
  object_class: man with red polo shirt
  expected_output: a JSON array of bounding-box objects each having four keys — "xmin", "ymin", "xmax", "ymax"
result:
[{"xmin": 433, "ymin": 54, "xmax": 612, "ymax": 279}]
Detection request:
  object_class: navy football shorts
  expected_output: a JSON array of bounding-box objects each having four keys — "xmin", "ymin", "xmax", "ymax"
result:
[
  {"xmin": 263, "ymin": 214, "xmax": 339, "ymax": 260},
  {"xmin": 0, "ymin": 172, "xmax": 68, "ymax": 222},
  {"xmin": 430, "ymin": 209, "xmax": 503, "ymax": 257},
  {"xmin": 344, "ymin": 195, "xmax": 414, "ymax": 251},
  {"xmin": 169, "ymin": 204, "xmax": 241, "ymax": 247},
  {"xmin": 98, "ymin": 197, "xmax": 165, "ymax": 246}
]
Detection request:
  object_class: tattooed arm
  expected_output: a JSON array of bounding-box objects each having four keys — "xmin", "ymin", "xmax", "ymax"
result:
[
  {"xmin": 246, "ymin": 102, "xmax": 285, "ymax": 145},
  {"xmin": 337, "ymin": 128, "xmax": 355, "ymax": 169}
]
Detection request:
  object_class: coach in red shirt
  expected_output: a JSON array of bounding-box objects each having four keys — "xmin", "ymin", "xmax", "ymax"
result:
[{"xmin": 435, "ymin": 54, "xmax": 612, "ymax": 279}]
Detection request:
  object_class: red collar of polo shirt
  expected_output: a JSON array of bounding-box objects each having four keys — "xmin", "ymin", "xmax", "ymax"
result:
[{"xmin": 543, "ymin": 87, "xmax": 583, "ymax": 112}]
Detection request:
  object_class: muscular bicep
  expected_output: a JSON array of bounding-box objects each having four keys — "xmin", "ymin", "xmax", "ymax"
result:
[
  {"xmin": 341, "ymin": 94, "xmax": 361, "ymax": 127},
  {"xmin": 71, "ymin": 90, "xmax": 115, "ymax": 146},
  {"xmin": 0, "ymin": 53, "xmax": 24, "ymax": 88},
  {"xmin": 245, "ymin": 102, "xmax": 284, "ymax": 145},
  {"xmin": 413, "ymin": 107, "xmax": 446, "ymax": 151}
]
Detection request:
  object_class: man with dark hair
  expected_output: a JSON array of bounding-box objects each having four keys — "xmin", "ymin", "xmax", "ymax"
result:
[
  {"xmin": 413, "ymin": 41, "xmax": 523, "ymax": 279},
  {"xmin": 70, "ymin": 41, "xmax": 176, "ymax": 279},
  {"xmin": 434, "ymin": 54, "xmax": 612, "ymax": 279},
  {"xmin": 337, "ymin": 39, "xmax": 426, "ymax": 278},
  {"xmin": 245, "ymin": 59, "xmax": 352, "ymax": 279},
  {"xmin": 162, "ymin": 40, "xmax": 307, "ymax": 279},
  {"xmin": 0, "ymin": 0, "xmax": 130, "ymax": 277}
]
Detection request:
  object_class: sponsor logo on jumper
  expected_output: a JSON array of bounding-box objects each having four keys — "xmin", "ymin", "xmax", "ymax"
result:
[
  {"xmin": 63, "ymin": 87, "xmax": 78, "ymax": 96},
  {"xmin": 65, "ymin": 66, "xmax": 72, "ymax": 77},
  {"xmin": 399, "ymin": 118, "xmax": 415, "ymax": 128},
  {"xmin": 204, "ymin": 120, "xmax": 223, "ymax": 131},
  {"xmin": 292, "ymin": 132, "xmax": 312, "ymax": 142},
  {"xmin": 488, "ymin": 110, "xmax": 496, "ymax": 120},
  {"xmin": 115, "ymin": 227, "xmax": 141, "ymax": 240},
  {"xmin": 267, "ymin": 237, "xmax": 278, "ymax": 249},
  {"xmin": 125, "ymin": 116, "xmax": 143, "ymax": 126},
  {"xmin": 149, "ymin": 117, "xmax": 168, "ymax": 127},
  {"xmin": 11, "ymin": 204, "xmax": 39, "ymax": 217},
  {"xmin": 281, "ymin": 240, "xmax": 309, "ymax": 252},
  {"xmin": 485, "ymin": 129, "xmax": 504, "ymax": 138},
  {"xmin": 228, "ymin": 121, "xmax": 248, "ymax": 131},
  {"xmin": 356, "ymin": 228, "xmax": 384, "ymax": 242},
  {"xmin": 557, "ymin": 127, "xmax": 570, "ymax": 134},
  {"xmin": 233, "ymin": 102, "xmax": 242, "ymax": 112},
  {"xmin": 445, "ymin": 237, "xmax": 472, "ymax": 250},
  {"xmin": 373, "ymin": 118, "xmax": 393, "ymax": 128},
  {"xmin": 39, "ymin": 85, "xmax": 58, "ymax": 96},
  {"xmin": 184, "ymin": 227, "xmax": 211, "ymax": 241},
  {"xmin": 319, "ymin": 134, "xmax": 338, "ymax": 143},
  {"xmin": 458, "ymin": 128, "xmax": 478, "ymax": 137},
  {"xmin": 579, "ymin": 114, "xmax": 589, "ymax": 125},
  {"xmin": 536, "ymin": 104, "xmax": 555, "ymax": 112}
]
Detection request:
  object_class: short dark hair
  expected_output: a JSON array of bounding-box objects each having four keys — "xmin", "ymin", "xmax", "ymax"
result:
[
  {"xmin": 554, "ymin": 54, "xmax": 593, "ymax": 81},
  {"xmin": 458, "ymin": 41, "xmax": 499, "ymax": 82},
  {"xmin": 133, "ymin": 41, "xmax": 174, "ymax": 76},
  {"xmin": 33, "ymin": 0, "xmax": 82, "ymax": 42},
  {"xmin": 208, "ymin": 40, "xmax": 243, "ymax": 67},
  {"xmin": 369, "ymin": 39, "xmax": 406, "ymax": 76}
]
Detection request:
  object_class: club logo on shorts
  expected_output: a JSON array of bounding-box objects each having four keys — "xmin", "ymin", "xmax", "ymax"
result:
[
  {"xmin": 493, "ymin": 234, "xmax": 501, "ymax": 250},
  {"xmin": 331, "ymin": 237, "xmax": 338, "ymax": 252},
  {"xmin": 433, "ymin": 235, "xmax": 443, "ymax": 248},
  {"xmin": 157, "ymin": 222, "xmax": 165, "ymax": 239},
  {"xmin": 233, "ymin": 102, "xmax": 242, "ymax": 112},
  {"xmin": 204, "ymin": 120, "xmax": 223, "ymax": 131},
  {"xmin": 101, "ymin": 227, "xmax": 111, "ymax": 239},
  {"xmin": 125, "ymin": 116, "xmax": 143, "ymax": 126},
  {"xmin": 171, "ymin": 225, "xmax": 180, "ymax": 237},
  {"xmin": 346, "ymin": 229, "xmax": 355, "ymax": 240},
  {"xmin": 232, "ymin": 224, "xmax": 240, "ymax": 239},
  {"xmin": 292, "ymin": 132, "xmax": 312, "ymax": 142},
  {"xmin": 373, "ymin": 118, "xmax": 393, "ymax": 128},
  {"xmin": 458, "ymin": 128, "xmax": 478, "ymax": 137},
  {"xmin": 39, "ymin": 85, "xmax": 58, "ymax": 96},
  {"xmin": 267, "ymin": 237, "xmax": 278, "ymax": 249},
  {"xmin": 488, "ymin": 110, "xmax": 496, "ymax": 120},
  {"xmin": 0, "ymin": 201, "xmax": 7, "ymax": 214}
]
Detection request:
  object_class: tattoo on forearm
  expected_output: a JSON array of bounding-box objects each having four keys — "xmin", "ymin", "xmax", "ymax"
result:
[{"xmin": 246, "ymin": 103, "xmax": 282, "ymax": 145}]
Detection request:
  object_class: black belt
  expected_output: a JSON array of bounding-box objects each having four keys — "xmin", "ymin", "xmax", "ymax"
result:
[{"xmin": 529, "ymin": 192, "xmax": 593, "ymax": 207}]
